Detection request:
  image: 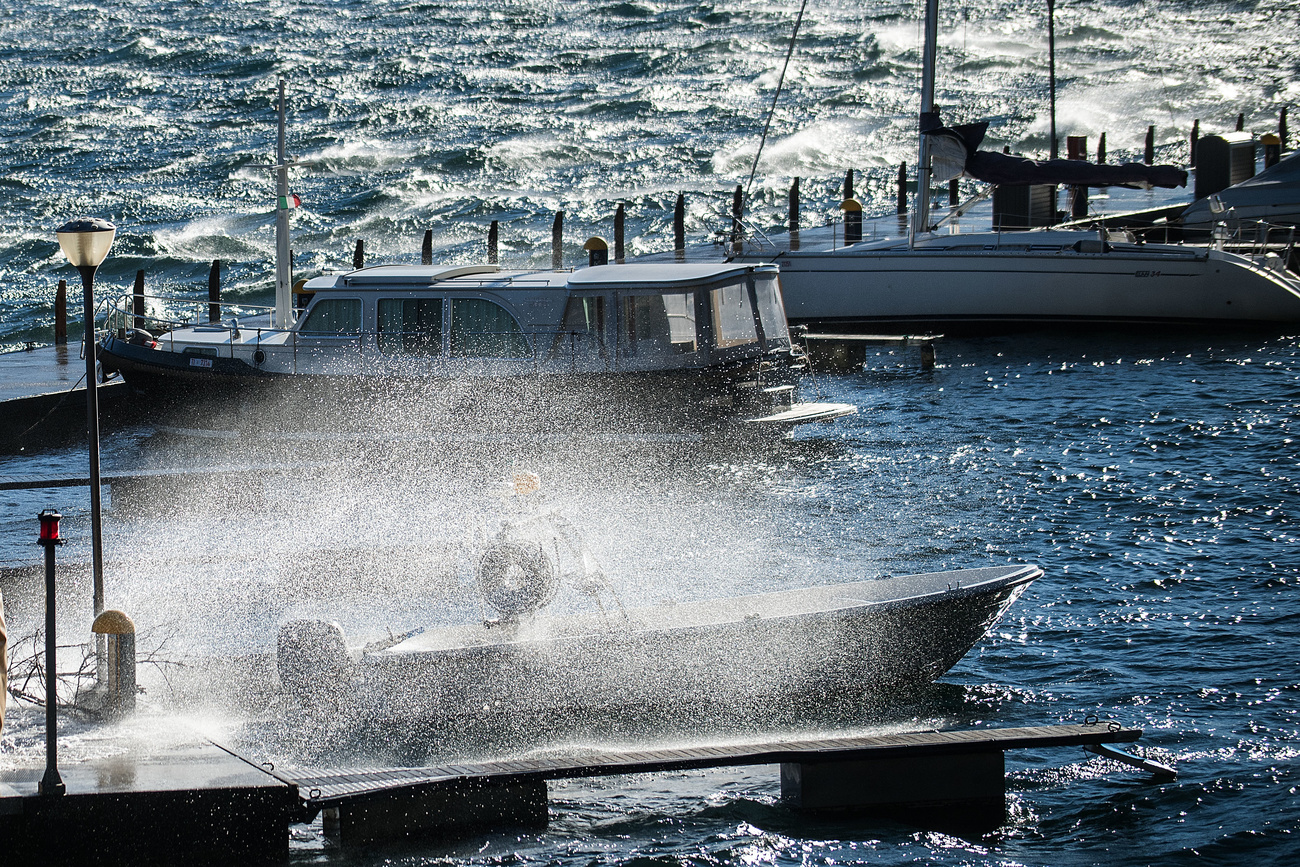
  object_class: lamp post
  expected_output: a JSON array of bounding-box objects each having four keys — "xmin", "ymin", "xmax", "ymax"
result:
[
  {"xmin": 55, "ymin": 218, "xmax": 116, "ymax": 618},
  {"xmin": 37, "ymin": 509, "xmax": 66, "ymax": 797}
]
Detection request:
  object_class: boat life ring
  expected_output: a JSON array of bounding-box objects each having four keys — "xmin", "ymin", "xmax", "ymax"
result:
[{"xmin": 476, "ymin": 541, "xmax": 557, "ymax": 619}]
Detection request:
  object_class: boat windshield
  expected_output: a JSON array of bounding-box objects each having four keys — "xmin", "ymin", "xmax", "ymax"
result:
[
  {"xmin": 299, "ymin": 298, "xmax": 362, "ymax": 335},
  {"xmin": 752, "ymin": 272, "xmax": 789, "ymax": 345},
  {"xmin": 620, "ymin": 291, "xmax": 698, "ymax": 357},
  {"xmin": 710, "ymin": 280, "xmax": 758, "ymax": 348}
]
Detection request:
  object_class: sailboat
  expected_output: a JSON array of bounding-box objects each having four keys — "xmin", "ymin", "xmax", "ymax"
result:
[{"xmin": 728, "ymin": 0, "xmax": 1300, "ymax": 330}]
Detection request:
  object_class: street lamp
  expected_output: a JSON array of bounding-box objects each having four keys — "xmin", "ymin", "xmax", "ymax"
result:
[{"xmin": 56, "ymin": 217, "xmax": 116, "ymax": 617}]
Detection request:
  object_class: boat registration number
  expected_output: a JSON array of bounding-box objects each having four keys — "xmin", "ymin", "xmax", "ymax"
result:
[{"xmin": 188, "ymin": 357, "xmax": 214, "ymax": 369}]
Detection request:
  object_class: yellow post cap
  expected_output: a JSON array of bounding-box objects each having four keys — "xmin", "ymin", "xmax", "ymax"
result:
[
  {"xmin": 840, "ymin": 198, "xmax": 863, "ymax": 212},
  {"xmin": 92, "ymin": 610, "xmax": 136, "ymax": 635},
  {"xmin": 1262, "ymin": 133, "xmax": 1281, "ymax": 145},
  {"xmin": 583, "ymin": 236, "xmax": 609, "ymax": 252}
]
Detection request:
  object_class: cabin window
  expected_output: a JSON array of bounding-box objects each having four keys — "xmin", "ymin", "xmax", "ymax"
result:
[
  {"xmin": 554, "ymin": 295, "xmax": 606, "ymax": 358},
  {"xmin": 751, "ymin": 272, "xmax": 788, "ymax": 344},
  {"xmin": 299, "ymin": 298, "xmax": 362, "ymax": 335},
  {"xmin": 378, "ymin": 298, "xmax": 443, "ymax": 356},
  {"xmin": 620, "ymin": 292, "xmax": 697, "ymax": 357},
  {"xmin": 710, "ymin": 280, "xmax": 758, "ymax": 348},
  {"xmin": 449, "ymin": 298, "xmax": 530, "ymax": 358}
]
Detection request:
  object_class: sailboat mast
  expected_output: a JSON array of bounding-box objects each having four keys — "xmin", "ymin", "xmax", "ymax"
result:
[
  {"xmin": 911, "ymin": 0, "xmax": 940, "ymax": 244},
  {"xmin": 273, "ymin": 78, "xmax": 293, "ymax": 330}
]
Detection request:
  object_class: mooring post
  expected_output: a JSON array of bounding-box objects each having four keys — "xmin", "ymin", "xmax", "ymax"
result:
[
  {"xmin": 132, "ymin": 270, "xmax": 145, "ymax": 330},
  {"xmin": 55, "ymin": 280, "xmax": 67, "ymax": 345},
  {"xmin": 614, "ymin": 203, "xmax": 625, "ymax": 263},
  {"xmin": 789, "ymin": 177, "xmax": 800, "ymax": 251},
  {"xmin": 1190, "ymin": 119, "xmax": 1200, "ymax": 165},
  {"xmin": 841, "ymin": 198, "xmax": 862, "ymax": 244},
  {"xmin": 1097, "ymin": 131, "xmax": 1107, "ymax": 164},
  {"xmin": 421, "ymin": 229, "xmax": 433, "ymax": 266},
  {"xmin": 552, "ymin": 212, "xmax": 564, "ymax": 270},
  {"xmin": 1281, "ymin": 106, "xmax": 1289, "ymax": 152},
  {"xmin": 731, "ymin": 184, "xmax": 743, "ymax": 253},
  {"xmin": 487, "ymin": 220, "xmax": 499, "ymax": 265},
  {"xmin": 896, "ymin": 163, "xmax": 907, "ymax": 214},
  {"xmin": 37, "ymin": 509, "xmax": 65, "ymax": 797},
  {"xmin": 673, "ymin": 193, "xmax": 685, "ymax": 261},
  {"xmin": 92, "ymin": 610, "xmax": 136, "ymax": 720},
  {"xmin": 1263, "ymin": 133, "xmax": 1281, "ymax": 169},
  {"xmin": 584, "ymin": 236, "xmax": 609, "ymax": 267},
  {"xmin": 1067, "ymin": 135, "xmax": 1088, "ymax": 218},
  {"xmin": 353, "ymin": 240, "xmax": 365, "ymax": 270},
  {"xmin": 949, "ymin": 178, "xmax": 959, "ymax": 206},
  {"xmin": 1236, "ymin": 112, "xmax": 1245, "ymax": 132},
  {"xmin": 207, "ymin": 260, "xmax": 220, "ymax": 323},
  {"xmin": 1144, "ymin": 125, "xmax": 1155, "ymax": 164},
  {"xmin": 843, "ymin": 168, "xmax": 854, "ymax": 203}
]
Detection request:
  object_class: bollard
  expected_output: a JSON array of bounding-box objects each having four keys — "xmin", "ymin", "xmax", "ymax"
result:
[
  {"xmin": 584, "ymin": 236, "xmax": 609, "ymax": 267},
  {"xmin": 92, "ymin": 610, "xmax": 136, "ymax": 719},
  {"xmin": 1190, "ymin": 119, "xmax": 1200, "ymax": 165},
  {"xmin": 552, "ymin": 212, "xmax": 564, "ymax": 270},
  {"xmin": 1281, "ymin": 107, "xmax": 1289, "ymax": 152},
  {"xmin": 843, "ymin": 168, "xmax": 854, "ymax": 203},
  {"xmin": 488, "ymin": 220, "xmax": 499, "ymax": 265},
  {"xmin": 1144, "ymin": 125, "xmax": 1155, "ymax": 164},
  {"xmin": 614, "ymin": 203, "xmax": 625, "ymax": 263},
  {"xmin": 896, "ymin": 163, "xmax": 908, "ymax": 214},
  {"xmin": 421, "ymin": 229, "xmax": 433, "ymax": 266},
  {"xmin": 207, "ymin": 261, "xmax": 221, "ymax": 323},
  {"xmin": 1263, "ymin": 133, "xmax": 1281, "ymax": 169},
  {"xmin": 55, "ymin": 279, "xmax": 67, "ymax": 345},
  {"xmin": 353, "ymin": 239, "xmax": 365, "ymax": 270},
  {"xmin": 1097, "ymin": 132, "xmax": 1107, "ymax": 164},
  {"xmin": 789, "ymin": 178, "xmax": 801, "ymax": 251},
  {"xmin": 949, "ymin": 178, "xmax": 959, "ymax": 206},
  {"xmin": 840, "ymin": 198, "xmax": 862, "ymax": 244},
  {"xmin": 1236, "ymin": 112, "xmax": 1244, "ymax": 132},
  {"xmin": 133, "ymin": 270, "xmax": 145, "ymax": 330},
  {"xmin": 731, "ymin": 184, "xmax": 743, "ymax": 253},
  {"xmin": 1067, "ymin": 136, "xmax": 1088, "ymax": 217},
  {"xmin": 674, "ymin": 193, "xmax": 685, "ymax": 261},
  {"xmin": 37, "ymin": 509, "xmax": 65, "ymax": 797}
]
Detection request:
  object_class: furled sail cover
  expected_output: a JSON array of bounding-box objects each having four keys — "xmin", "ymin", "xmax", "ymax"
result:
[{"xmin": 925, "ymin": 122, "xmax": 1187, "ymax": 189}]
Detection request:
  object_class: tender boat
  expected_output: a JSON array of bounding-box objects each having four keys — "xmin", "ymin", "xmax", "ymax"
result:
[
  {"xmin": 277, "ymin": 564, "xmax": 1041, "ymax": 730},
  {"xmin": 99, "ymin": 261, "xmax": 855, "ymax": 437}
]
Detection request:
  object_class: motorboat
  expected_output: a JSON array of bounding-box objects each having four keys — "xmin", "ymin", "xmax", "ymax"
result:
[
  {"xmin": 98, "ymin": 261, "xmax": 856, "ymax": 437},
  {"xmin": 722, "ymin": 0, "xmax": 1300, "ymax": 331},
  {"xmin": 277, "ymin": 563, "xmax": 1041, "ymax": 730}
]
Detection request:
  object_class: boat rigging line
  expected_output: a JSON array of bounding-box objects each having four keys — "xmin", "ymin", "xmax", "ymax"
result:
[{"xmin": 743, "ymin": 0, "xmax": 810, "ymax": 205}]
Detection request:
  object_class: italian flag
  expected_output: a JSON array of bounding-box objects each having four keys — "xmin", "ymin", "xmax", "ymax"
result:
[{"xmin": 278, "ymin": 193, "xmax": 302, "ymax": 210}]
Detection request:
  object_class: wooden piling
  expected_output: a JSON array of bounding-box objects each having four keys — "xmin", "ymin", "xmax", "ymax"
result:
[
  {"xmin": 614, "ymin": 203, "xmax": 625, "ymax": 264},
  {"xmin": 1066, "ymin": 136, "xmax": 1088, "ymax": 218},
  {"xmin": 207, "ymin": 260, "xmax": 221, "ymax": 323},
  {"xmin": 1281, "ymin": 106, "xmax": 1289, "ymax": 152},
  {"xmin": 487, "ymin": 220, "xmax": 499, "ymax": 265},
  {"xmin": 843, "ymin": 169, "xmax": 854, "ymax": 203},
  {"xmin": 421, "ymin": 230, "xmax": 433, "ymax": 266},
  {"xmin": 132, "ymin": 270, "xmax": 145, "ymax": 327},
  {"xmin": 731, "ymin": 184, "xmax": 743, "ymax": 253},
  {"xmin": 674, "ymin": 193, "xmax": 685, "ymax": 261},
  {"xmin": 1144, "ymin": 125, "xmax": 1155, "ymax": 164},
  {"xmin": 54, "ymin": 280, "xmax": 67, "ymax": 345},
  {"xmin": 551, "ymin": 211, "xmax": 564, "ymax": 270},
  {"xmin": 1097, "ymin": 132, "xmax": 1106, "ymax": 164},
  {"xmin": 789, "ymin": 178, "xmax": 801, "ymax": 251},
  {"xmin": 949, "ymin": 178, "xmax": 958, "ymax": 206},
  {"xmin": 896, "ymin": 163, "xmax": 907, "ymax": 214},
  {"xmin": 1236, "ymin": 112, "xmax": 1245, "ymax": 132},
  {"xmin": 353, "ymin": 240, "xmax": 365, "ymax": 270},
  {"xmin": 1190, "ymin": 119, "xmax": 1200, "ymax": 165}
]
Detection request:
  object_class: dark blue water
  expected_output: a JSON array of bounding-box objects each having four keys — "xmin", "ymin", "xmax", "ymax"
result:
[{"xmin": 2, "ymin": 0, "xmax": 1299, "ymax": 863}]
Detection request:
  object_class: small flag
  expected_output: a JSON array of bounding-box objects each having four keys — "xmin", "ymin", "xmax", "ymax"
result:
[{"xmin": 277, "ymin": 194, "xmax": 302, "ymax": 210}]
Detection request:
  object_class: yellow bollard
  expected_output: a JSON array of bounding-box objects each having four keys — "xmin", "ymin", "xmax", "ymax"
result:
[{"xmin": 92, "ymin": 610, "xmax": 137, "ymax": 719}]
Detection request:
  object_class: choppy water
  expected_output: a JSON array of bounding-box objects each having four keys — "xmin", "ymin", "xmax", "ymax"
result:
[{"xmin": 2, "ymin": 1, "xmax": 1299, "ymax": 865}]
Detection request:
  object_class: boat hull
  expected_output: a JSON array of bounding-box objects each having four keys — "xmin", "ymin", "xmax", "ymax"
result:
[{"xmin": 357, "ymin": 565, "xmax": 1039, "ymax": 727}]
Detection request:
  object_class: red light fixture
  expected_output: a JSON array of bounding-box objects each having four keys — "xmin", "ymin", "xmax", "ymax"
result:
[{"xmin": 38, "ymin": 509, "xmax": 62, "ymax": 544}]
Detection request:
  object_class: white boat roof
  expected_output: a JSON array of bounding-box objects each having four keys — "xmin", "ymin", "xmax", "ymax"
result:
[{"xmin": 304, "ymin": 261, "xmax": 776, "ymax": 292}]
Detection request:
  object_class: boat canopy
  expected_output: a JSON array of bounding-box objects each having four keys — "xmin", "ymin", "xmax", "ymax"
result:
[{"xmin": 926, "ymin": 121, "xmax": 1187, "ymax": 190}]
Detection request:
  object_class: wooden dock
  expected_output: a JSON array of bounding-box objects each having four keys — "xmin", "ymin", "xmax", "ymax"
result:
[{"xmin": 0, "ymin": 345, "xmax": 126, "ymax": 453}]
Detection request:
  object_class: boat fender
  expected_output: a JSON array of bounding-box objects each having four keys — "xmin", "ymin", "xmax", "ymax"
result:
[
  {"xmin": 476, "ymin": 541, "xmax": 557, "ymax": 619},
  {"xmin": 122, "ymin": 328, "xmax": 158, "ymax": 349},
  {"xmin": 276, "ymin": 619, "xmax": 355, "ymax": 710}
]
